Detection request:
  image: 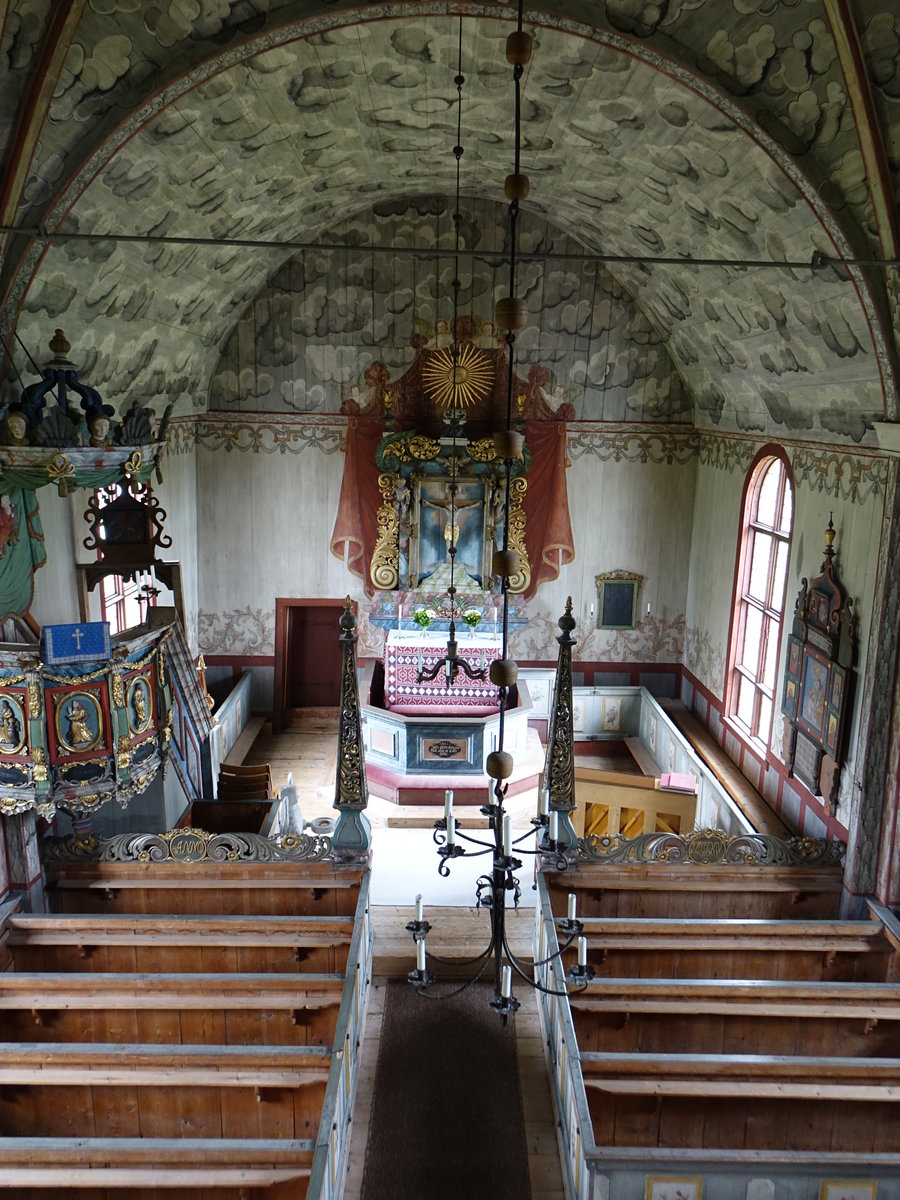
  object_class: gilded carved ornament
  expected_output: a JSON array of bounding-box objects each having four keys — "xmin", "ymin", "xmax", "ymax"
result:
[
  {"xmin": 369, "ymin": 473, "xmax": 401, "ymax": 591},
  {"xmin": 505, "ymin": 476, "xmax": 530, "ymax": 595}
]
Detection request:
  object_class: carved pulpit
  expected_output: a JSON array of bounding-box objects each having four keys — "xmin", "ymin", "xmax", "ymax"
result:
[{"xmin": 781, "ymin": 518, "xmax": 857, "ymax": 812}]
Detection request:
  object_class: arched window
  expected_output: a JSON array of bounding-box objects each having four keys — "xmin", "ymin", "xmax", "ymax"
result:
[{"xmin": 727, "ymin": 454, "xmax": 793, "ymax": 747}]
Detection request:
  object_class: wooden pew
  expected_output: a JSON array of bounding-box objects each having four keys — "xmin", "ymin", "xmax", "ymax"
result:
[
  {"xmin": 0, "ymin": 972, "xmax": 344, "ymax": 1046},
  {"xmin": 45, "ymin": 860, "xmax": 360, "ymax": 917},
  {"xmin": 557, "ymin": 916, "xmax": 897, "ymax": 982},
  {"xmin": 534, "ymin": 845, "xmax": 900, "ymax": 1194},
  {"xmin": 582, "ymin": 1051, "xmax": 900, "ymax": 1152},
  {"xmin": 0, "ymin": 1138, "xmax": 315, "ymax": 1197},
  {"xmin": 4, "ymin": 913, "xmax": 354, "ymax": 974},
  {"xmin": 545, "ymin": 863, "xmax": 844, "ymax": 919}
]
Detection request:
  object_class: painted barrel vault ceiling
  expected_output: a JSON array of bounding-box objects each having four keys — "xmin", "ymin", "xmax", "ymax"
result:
[{"xmin": 1, "ymin": 1, "xmax": 899, "ymax": 444}]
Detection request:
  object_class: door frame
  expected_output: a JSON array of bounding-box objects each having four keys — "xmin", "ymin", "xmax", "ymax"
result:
[{"xmin": 272, "ymin": 597, "xmax": 354, "ymax": 733}]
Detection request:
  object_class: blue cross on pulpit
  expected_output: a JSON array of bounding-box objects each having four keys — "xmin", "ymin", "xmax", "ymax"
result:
[{"xmin": 44, "ymin": 622, "xmax": 111, "ymax": 665}]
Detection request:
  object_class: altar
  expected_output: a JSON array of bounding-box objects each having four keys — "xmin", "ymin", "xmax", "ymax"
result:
[{"xmin": 383, "ymin": 629, "xmax": 502, "ymax": 716}]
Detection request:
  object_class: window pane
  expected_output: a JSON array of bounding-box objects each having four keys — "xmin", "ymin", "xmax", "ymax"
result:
[
  {"xmin": 778, "ymin": 479, "xmax": 793, "ymax": 533},
  {"xmin": 771, "ymin": 541, "xmax": 788, "ymax": 613},
  {"xmin": 762, "ymin": 615, "xmax": 780, "ymax": 688},
  {"xmin": 756, "ymin": 462, "xmax": 780, "ymax": 528},
  {"xmin": 757, "ymin": 694, "xmax": 772, "ymax": 739},
  {"xmin": 747, "ymin": 532, "xmax": 772, "ymax": 602},
  {"xmin": 741, "ymin": 605, "xmax": 763, "ymax": 672},
  {"xmin": 736, "ymin": 675, "xmax": 755, "ymax": 727}
]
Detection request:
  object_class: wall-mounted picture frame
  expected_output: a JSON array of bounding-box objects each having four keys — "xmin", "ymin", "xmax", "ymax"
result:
[
  {"xmin": 797, "ymin": 644, "xmax": 830, "ymax": 743},
  {"xmin": 819, "ymin": 1183, "xmax": 876, "ymax": 1200},
  {"xmin": 646, "ymin": 1177, "xmax": 702, "ymax": 1200},
  {"xmin": 601, "ymin": 696, "xmax": 621, "ymax": 732},
  {"xmin": 595, "ymin": 570, "xmax": 642, "ymax": 629}
]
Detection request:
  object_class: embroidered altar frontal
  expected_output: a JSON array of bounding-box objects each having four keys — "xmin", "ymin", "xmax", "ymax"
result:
[{"xmin": 383, "ymin": 631, "xmax": 501, "ymax": 715}]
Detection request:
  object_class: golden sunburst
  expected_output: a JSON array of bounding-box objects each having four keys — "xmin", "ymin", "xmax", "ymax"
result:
[{"xmin": 422, "ymin": 343, "xmax": 494, "ymax": 410}]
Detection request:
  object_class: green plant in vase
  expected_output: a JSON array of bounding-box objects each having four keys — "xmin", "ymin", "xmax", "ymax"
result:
[
  {"xmin": 461, "ymin": 608, "xmax": 482, "ymax": 636},
  {"xmin": 413, "ymin": 607, "xmax": 435, "ymax": 629}
]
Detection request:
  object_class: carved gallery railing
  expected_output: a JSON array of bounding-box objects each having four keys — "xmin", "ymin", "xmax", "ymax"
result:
[
  {"xmin": 576, "ymin": 828, "xmax": 846, "ymax": 868},
  {"xmin": 369, "ymin": 427, "xmax": 531, "ymax": 594},
  {"xmin": 42, "ymin": 827, "xmax": 334, "ymax": 865},
  {"xmin": 0, "ymin": 620, "xmax": 211, "ymax": 819}
]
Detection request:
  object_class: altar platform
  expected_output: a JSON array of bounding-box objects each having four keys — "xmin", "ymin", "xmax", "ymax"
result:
[
  {"xmin": 359, "ymin": 660, "xmax": 543, "ymax": 806},
  {"xmin": 382, "ymin": 628, "xmax": 502, "ymax": 716}
]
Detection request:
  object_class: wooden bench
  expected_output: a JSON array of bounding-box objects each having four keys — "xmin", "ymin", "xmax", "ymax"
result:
[
  {"xmin": 623, "ymin": 737, "xmax": 659, "ymax": 776},
  {"xmin": 557, "ymin": 916, "xmax": 897, "ymax": 982},
  {"xmin": 581, "ymin": 1051, "xmax": 900, "ymax": 1152},
  {"xmin": 0, "ymin": 1137, "xmax": 315, "ymax": 1193},
  {"xmin": 3, "ymin": 913, "xmax": 355, "ymax": 974},
  {"xmin": 659, "ymin": 700, "xmax": 790, "ymax": 837},
  {"xmin": 45, "ymin": 861, "xmax": 361, "ymax": 917},
  {"xmin": 545, "ymin": 864, "xmax": 844, "ymax": 920}
]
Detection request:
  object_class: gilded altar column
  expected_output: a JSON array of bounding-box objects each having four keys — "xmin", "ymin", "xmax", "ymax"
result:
[{"xmin": 331, "ymin": 598, "xmax": 372, "ymax": 861}]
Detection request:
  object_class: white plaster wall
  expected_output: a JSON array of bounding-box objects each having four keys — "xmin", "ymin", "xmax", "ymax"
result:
[
  {"xmin": 516, "ymin": 452, "xmax": 697, "ymax": 662},
  {"xmin": 154, "ymin": 442, "xmax": 200, "ymax": 651},
  {"xmin": 29, "ymin": 490, "xmax": 82, "ymax": 626},
  {"xmin": 194, "ymin": 439, "xmax": 697, "ymax": 665},
  {"xmin": 683, "ymin": 458, "xmax": 742, "ymax": 700},
  {"xmin": 196, "ymin": 442, "xmax": 351, "ymax": 656}
]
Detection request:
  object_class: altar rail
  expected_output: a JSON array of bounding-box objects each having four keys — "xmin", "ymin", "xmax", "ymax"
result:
[
  {"xmin": 533, "ymin": 842, "xmax": 900, "ymax": 1200},
  {"xmin": 0, "ymin": 832, "xmax": 373, "ymax": 1199}
]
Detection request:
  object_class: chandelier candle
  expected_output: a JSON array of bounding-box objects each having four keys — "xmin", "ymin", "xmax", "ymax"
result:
[
  {"xmin": 444, "ymin": 789, "xmax": 454, "ymax": 825},
  {"xmin": 415, "ymin": 894, "xmax": 424, "ymax": 923},
  {"xmin": 578, "ymin": 937, "xmax": 587, "ymax": 968},
  {"xmin": 539, "ymin": 788, "xmax": 549, "ymax": 817},
  {"xmin": 502, "ymin": 814, "xmax": 512, "ymax": 858},
  {"xmin": 417, "ymin": 939, "xmax": 426, "ymax": 973},
  {"xmin": 446, "ymin": 814, "xmax": 455, "ymax": 845},
  {"xmin": 549, "ymin": 811, "xmax": 559, "ymax": 843},
  {"xmin": 568, "ymin": 893, "xmax": 577, "ymax": 922}
]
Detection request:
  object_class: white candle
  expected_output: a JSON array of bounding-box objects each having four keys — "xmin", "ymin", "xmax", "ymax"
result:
[
  {"xmin": 501, "ymin": 964, "xmax": 512, "ymax": 999},
  {"xmin": 567, "ymin": 892, "xmax": 577, "ymax": 922},
  {"xmin": 539, "ymin": 789, "xmax": 549, "ymax": 817},
  {"xmin": 503, "ymin": 814, "xmax": 512, "ymax": 857},
  {"xmin": 444, "ymin": 789, "xmax": 454, "ymax": 824},
  {"xmin": 415, "ymin": 894, "xmax": 423, "ymax": 922},
  {"xmin": 418, "ymin": 645, "xmax": 423, "ymax": 672},
  {"xmin": 446, "ymin": 814, "xmax": 455, "ymax": 845},
  {"xmin": 549, "ymin": 811, "xmax": 559, "ymax": 842},
  {"xmin": 492, "ymin": 606, "xmax": 497, "ymax": 634},
  {"xmin": 417, "ymin": 939, "xmax": 426, "ymax": 972},
  {"xmin": 397, "ymin": 604, "xmax": 402, "ymax": 628},
  {"xmin": 487, "ymin": 784, "xmax": 496, "ymax": 806},
  {"xmin": 578, "ymin": 936, "xmax": 587, "ymax": 967}
]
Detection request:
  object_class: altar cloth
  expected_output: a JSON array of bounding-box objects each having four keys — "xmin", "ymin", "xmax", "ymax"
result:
[{"xmin": 383, "ymin": 630, "xmax": 502, "ymax": 715}]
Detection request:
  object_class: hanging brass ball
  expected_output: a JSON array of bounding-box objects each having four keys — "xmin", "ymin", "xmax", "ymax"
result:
[
  {"xmin": 504, "ymin": 172, "xmax": 530, "ymax": 200},
  {"xmin": 486, "ymin": 750, "xmax": 514, "ymax": 780},
  {"xmin": 495, "ymin": 296, "xmax": 526, "ymax": 330},
  {"xmin": 506, "ymin": 30, "xmax": 533, "ymax": 66},
  {"xmin": 493, "ymin": 548, "xmax": 521, "ymax": 578},
  {"xmin": 489, "ymin": 658, "xmax": 518, "ymax": 687},
  {"xmin": 493, "ymin": 429, "xmax": 524, "ymax": 460}
]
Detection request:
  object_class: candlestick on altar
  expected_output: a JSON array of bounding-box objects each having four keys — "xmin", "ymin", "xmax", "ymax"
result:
[{"xmin": 397, "ymin": 604, "xmax": 402, "ymax": 630}]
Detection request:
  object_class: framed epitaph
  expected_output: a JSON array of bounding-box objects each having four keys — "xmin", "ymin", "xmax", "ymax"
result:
[
  {"xmin": 595, "ymin": 571, "xmax": 642, "ymax": 629},
  {"xmin": 781, "ymin": 519, "xmax": 856, "ymax": 812}
]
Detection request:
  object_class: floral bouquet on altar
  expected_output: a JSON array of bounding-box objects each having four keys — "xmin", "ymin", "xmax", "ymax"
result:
[
  {"xmin": 461, "ymin": 608, "xmax": 482, "ymax": 630},
  {"xmin": 412, "ymin": 607, "xmax": 436, "ymax": 629}
]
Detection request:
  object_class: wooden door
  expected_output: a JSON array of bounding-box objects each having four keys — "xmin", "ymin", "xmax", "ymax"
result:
[{"xmin": 273, "ymin": 600, "xmax": 346, "ymax": 730}]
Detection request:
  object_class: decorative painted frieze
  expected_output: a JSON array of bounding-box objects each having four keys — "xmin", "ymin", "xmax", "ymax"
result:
[
  {"xmin": 567, "ymin": 428, "xmax": 697, "ymax": 464},
  {"xmin": 198, "ymin": 607, "xmax": 275, "ymax": 657},
  {"xmin": 791, "ymin": 447, "xmax": 890, "ymax": 502},
  {"xmin": 194, "ymin": 416, "xmax": 344, "ymax": 457},
  {"xmin": 683, "ymin": 623, "xmax": 726, "ymax": 698}
]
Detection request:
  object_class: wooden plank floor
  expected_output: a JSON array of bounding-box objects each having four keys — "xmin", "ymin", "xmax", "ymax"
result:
[{"xmin": 341, "ymin": 907, "xmax": 566, "ymax": 1200}]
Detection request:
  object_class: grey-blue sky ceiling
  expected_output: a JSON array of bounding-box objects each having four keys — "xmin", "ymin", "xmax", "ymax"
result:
[{"xmin": 2, "ymin": 4, "xmax": 898, "ymax": 442}]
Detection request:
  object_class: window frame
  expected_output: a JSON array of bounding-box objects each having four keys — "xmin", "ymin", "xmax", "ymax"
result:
[
  {"xmin": 93, "ymin": 485, "xmax": 158, "ymax": 635},
  {"xmin": 724, "ymin": 448, "xmax": 794, "ymax": 758}
]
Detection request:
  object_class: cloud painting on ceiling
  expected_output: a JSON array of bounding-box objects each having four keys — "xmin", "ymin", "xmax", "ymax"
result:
[{"xmin": 4, "ymin": 13, "xmax": 888, "ymax": 443}]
